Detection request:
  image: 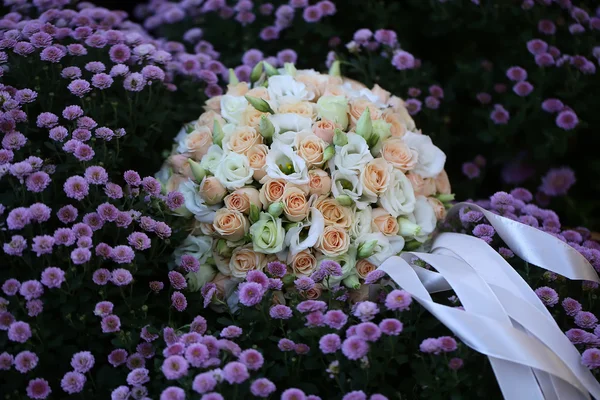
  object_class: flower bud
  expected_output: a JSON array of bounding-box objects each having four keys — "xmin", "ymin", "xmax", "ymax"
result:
[
  {"xmin": 188, "ymin": 159, "xmax": 206, "ymax": 182},
  {"xmin": 404, "ymin": 240, "xmax": 422, "ymax": 251},
  {"xmin": 329, "ymin": 60, "xmax": 341, "ymax": 77},
  {"xmin": 217, "ymin": 239, "xmax": 233, "ymax": 257},
  {"xmin": 436, "ymin": 193, "xmax": 455, "ymax": 203},
  {"xmin": 333, "ymin": 128, "xmax": 348, "ymax": 146},
  {"xmin": 141, "ymin": 305, "xmax": 148, "ymax": 312},
  {"xmin": 267, "ymin": 201, "xmax": 284, "ymax": 218},
  {"xmin": 246, "ymin": 95, "xmax": 275, "ymax": 114},
  {"xmin": 322, "ymin": 145, "xmax": 335, "ymax": 162},
  {"xmin": 213, "ymin": 119, "xmax": 224, "ymax": 147},
  {"xmin": 249, "ymin": 204, "xmax": 260, "ymax": 224},
  {"xmin": 397, "ymin": 218, "xmax": 421, "ymax": 237},
  {"xmin": 228, "ymin": 68, "xmax": 239, "ymax": 85},
  {"xmin": 284, "ymin": 62, "xmax": 297, "ymax": 77},
  {"xmin": 358, "ymin": 239, "xmax": 378, "ymax": 258},
  {"xmin": 250, "ymin": 61, "xmax": 264, "ymax": 84},
  {"xmin": 355, "ymin": 107, "xmax": 373, "ymax": 142},
  {"xmin": 336, "ymin": 194, "xmax": 353, "ymax": 206},
  {"xmin": 343, "ymin": 274, "xmax": 360, "ymax": 290},
  {"xmin": 263, "ymin": 61, "xmax": 279, "ymax": 76},
  {"xmin": 282, "ymin": 274, "xmax": 296, "ymax": 286},
  {"xmin": 259, "ymin": 114, "xmax": 275, "ymax": 139}
]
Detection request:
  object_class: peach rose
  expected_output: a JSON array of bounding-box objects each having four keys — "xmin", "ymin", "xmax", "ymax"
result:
[
  {"xmin": 349, "ymin": 98, "xmax": 382, "ymax": 125},
  {"xmin": 247, "ymin": 144, "xmax": 269, "ymax": 181},
  {"xmin": 199, "ymin": 222, "xmax": 216, "ymax": 236},
  {"xmin": 296, "ymin": 73, "xmax": 331, "ymax": 99},
  {"xmin": 312, "ymin": 119, "xmax": 337, "ymax": 143},
  {"xmin": 243, "ymin": 107, "xmax": 269, "ymax": 130},
  {"xmin": 200, "ymin": 177, "xmax": 227, "ymax": 205},
  {"xmin": 296, "ymin": 134, "xmax": 326, "ymax": 167},
  {"xmin": 196, "ymin": 110, "xmax": 225, "ymax": 131},
  {"xmin": 372, "ymin": 84, "xmax": 391, "ymax": 104},
  {"xmin": 186, "ymin": 126, "xmax": 213, "ymax": 160},
  {"xmin": 343, "ymin": 77, "xmax": 367, "ymax": 90},
  {"xmin": 167, "ymin": 154, "xmax": 194, "ymax": 179},
  {"xmin": 289, "ymin": 249, "xmax": 317, "ymax": 276},
  {"xmin": 278, "ymin": 101, "xmax": 315, "ymax": 119},
  {"xmin": 435, "ymin": 170, "xmax": 452, "ymax": 195},
  {"xmin": 315, "ymin": 196, "xmax": 352, "ymax": 228},
  {"xmin": 317, "ymin": 225, "xmax": 350, "ymax": 256},
  {"xmin": 371, "ymin": 208, "xmax": 400, "ymax": 236},
  {"xmin": 388, "ymin": 96, "xmax": 416, "ymax": 131},
  {"xmin": 323, "ymin": 84, "xmax": 345, "ymax": 97},
  {"xmin": 281, "ymin": 186, "xmax": 309, "ymax": 222},
  {"xmin": 406, "ymin": 172, "xmax": 436, "ymax": 197},
  {"xmin": 383, "ymin": 110, "xmax": 407, "ymax": 138},
  {"xmin": 224, "ymin": 187, "xmax": 261, "ymax": 214},
  {"xmin": 213, "ymin": 208, "xmax": 249, "ymax": 242},
  {"xmin": 166, "ymin": 174, "xmax": 186, "ymax": 193},
  {"xmin": 303, "ymin": 283, "xmax": 323, "ymax": 300},
  {"xmin": 308, "ymin": 169, "xmax": 331, "ymax": 196},
  {"xmin": 361, "ymin": 158, "xmax": 392, "ymax": 196},
  {"xmin": 228, "ymin": 126, "xmax": 263, "ymax": 155},
  {"xmin": 380, "ymin": 138, "xmax": 418, "ymax": 171},
  {"xmin": 246, "ymin": 86, "xmax": 270, "ymax": 100},
  {"xmin": 356, "ymin": 259, "xmax": 377, "ymax": 279},
  {"xmin": 226, "ymin": 82, "xmax": 249, "ymax": 96},
  {"xmin": 259, "ymin": 178, "xmax": 287, "ymax": 209},
  {"xmin": 428, "ymin": 197, "xmax": 447, "ymax": 221},
  {"xmin": 229, "ymin": 245, "xmax": 265, "ymax": 279},
  {"xmin": 211, "ymin": 273, "xmax": 230, "ymax": 299},
  {"xmin": 204, "ymin": 96, "xmax": 222, "ymax": 113}
]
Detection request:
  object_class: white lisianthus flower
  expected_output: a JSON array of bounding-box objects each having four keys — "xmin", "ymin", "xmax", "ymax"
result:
[
  {"xmin": 265, "ymin": 141, "xmax": 309, "ymax": 185},
  {"xmin": 402, "ymin": 131, "xmax": 446, "ymax": 178},
  {"xmin": 317, "ymin": 95, "xmax": 349, "ymax": 129},
  {"xmin": 379, "ymin": 169, "xmax": 416, "ymax": 217},
  {"xmin": 331, "ymin": 169, "xmax": 368, "ymax": 209},
  {"xmin": 173, "ymin": 123, "xmax": 189, "ymax": 148},
  {"xmin": 199, "ymin": 145, "xmax": 224, "ymax": 174},
  {"xmin": 269, "ymin": 113, "xmax": 312, "ymax": 146},
  {"xmin": 268, "ymin": 75, "xmax": 314, "ymax": 104},
  {"xmin": 331, "ymin": 133, "xmax": 373, "ymax": 174},
  {"xmin": 408, "ymin": 195, "xmax": 438, "ymax": 243},
  {"xmin": 342, "ymin": 83, "xmax": 387, "ymax": 107},
  {"xmin": 220, "ymin": 95, "xmax": 248, "ymax": 124},
  {"xmin": 214, "ymin": 152, "xmax": 254, "ymax": 190},
  {"xmin": 178, "ymin": 179, "xmax": 218, "ymax": 222},
  {"xmin": 284, "ymin": 207, "xmax": 325, "ymax": 256},
  {"xmin": 350, "ymin": 206, "xmax": 373, "ymax": 239},
  {"xmin": 356, "ymin": 232, "xmax": 405, "ymax": 266},
  {"xmin": 173, "ymin": 234, "xmax": 213, "ymax": 266}
]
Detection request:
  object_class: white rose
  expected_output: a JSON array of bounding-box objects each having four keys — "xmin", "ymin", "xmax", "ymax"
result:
[
  {"xmin": 331, "ymin": 133, "xmax": 373, "ymax": 174},
  {"xmin": 379, "ymin": 169, "xmax": 416, "ymax": 218},
  {"xmin": 268, "ymin": 75, "xmax": 314, "ymax": 105},
  {"xmin": 214, "ymin": 152, "xmax": 254, "ymax": 190},
  {"xmin": 173, "ymin": 234, "xmax": 213, "ymax": 266},
  {"xmin": 200, "ymin": 145, "xmax": 224, "ymax": 174},
  {"xmin": 269, "ymin": 113, "xmax": 313, "ymax": 146},
  {"xmin": 331, "ymin": 169, "xmax": 370, "ymax": 209},
  {"xmin": 220, "ymin": 95, "xmax": 248, "ymax": 125},
  {"xmin": 402, "ymin": 131, "xmax": 446, "ymax": 178},
  {"xmin": 178, "ymin": 179, "xmax": 218, "ymax": 223},
  {"xmin": 284, "ymin": 207, "xmax": 325, "ymax": 256},
  {"xmin": 408, "ymin": 195, "xmax": 438, "ymax": 243},
  {"xmin": 350, "ymin": 206, "xmax": 373, "ymax": 239},
  {"xmin": 356, "ymin": 232, "xmax": 405, "ymax": 266},
  {"xmin": 265, "ymin": 141, "xmax": 309, "ymax": 185}
]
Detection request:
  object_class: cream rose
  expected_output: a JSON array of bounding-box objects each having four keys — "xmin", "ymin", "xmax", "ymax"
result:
[
  {"xmin": 167, "ymin": 154, "xmax": 194, "ymax": 179},
  {"xmin": 226, "ymin": 82, "xmax": 249, "ymax": 96},
  {"xmin": 242, "ymin": 107, "xmax": 269, "ymax": 130},
  {"xmin": 381, "ymin": 138, "xmax": 418, "ymax": 171},
  {"xmin": 229, "ymin": 245, "xmax": 265, "ymax": 279},
  {"xmin": 246, "ymin": 86, "xmax": 270, "ymax": 100},
  {"xmin": 303, "ymin": 283, "xmax": 323, "ymax": 300},
  {"xmin": 224, "ymin": 187, "xmax": 261, "ymax": 214},
  {"xmin": 226, "ymin": 126, "xmax": 263, "ymax": 155},
  {"xmin": 371, "ymin": 208, "xmax": 400, "ymax": 236},
  {"xmin": 247, "ymin": 144, "xmax": 269, "ymax": 181},
  {"xmin": 360, "ymin": 158, "xmax": 393, "ymax": 201},
  {"xmin": 282, "ymin": 186, "xmax": 309, "ymax": 222},
  {"xmin": 316, "ymin": 225, "xmax": 350, "ymax": 256},
  {"xmin": 316, "ymin": 95, "xmax": 349, "ymax": 130},
  {"xmin": 199, "ymin": 177, "xmax": 227, "ymax": 205},
  {"xmin": 314, "ymin": 196, "xmax": 352, "ymax": 229},
  {"xmin": 308, "ymin": 169, "xmax": 331, "ymax": 196},
  {"xmin": 296, "ymin": 132, "xmax": 326, "ymax": 168},
  {"xmin": 278, "ymin": 101, "xmax": 315, "ymax": 120},
  {"xmin": 196, "ymin": 110, "xmax": 225, "ymax": 131},
  {"xmin": 388, "ymin": 96, "xmax": 416, "ymax": 131},
  {"xmin": 435, "ymin": 170, "xmax": 451, "ymax": 195},
  {"xmin": 356, "ymin": 259, "xmax": 377, "ymax": 280},
  {"xmin": 371, "ymin": 84, "xmax": 391, "ymax": 104},
  {"xmin": 204, "ymin": 96, "xmax": 222, "ymax": 113},
  {"xmin": 214, "ymin": 152, "xmax": 254, "ymax": 190},
  {"xmin": 427, "ymin": 197, "xmax": 447, "ymax": 221},
  {"xmin": 258, "ymin": 177, "xmax": 287, "ymax": 209},
  {"xmin": 349, "ymin": 98, "xmax": 382, "ymax": 126},
  {"xmin": 323, "ymin": 84, "xmax": 345, "ymax": 97},
  {"xmin": 288, "ymin": 249, "xmax": 318, "ymax": 276},
  {"xmin": 383, "ymin": 110, "xmax": 407, "ymax": 138},
  {"xmin": 213, "ymin": 208, "xmax": 249, "ymax": 242},
  {"xmin": 166, "ymin": 174, "xmax": 186, "ymax": 194},
  {"xmin": 312, "ymin": 119, "xmax": 337, "ymax": 143},
  {"xmin": 178, "ymin": 126, "xmax": 213, "ymax": 160}
]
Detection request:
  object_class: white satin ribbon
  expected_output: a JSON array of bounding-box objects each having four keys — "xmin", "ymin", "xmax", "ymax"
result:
[{"xmin": 377, "ymin": 203, "xmax": 600, "ymax": 400}]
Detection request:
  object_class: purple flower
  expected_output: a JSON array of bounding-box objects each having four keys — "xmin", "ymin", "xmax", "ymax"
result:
[
  {"xmin": 168, "ymin": 271, "xmax": 187, "ymax": 290},
  {"xmin": 424, "ymin": 96, "xmax": 440, "ymax": 109},
  {"xmin": 2, "ymin": 279, "xmax": 20, "ymax": 296},
  {"xmin": 555, "ymin": 110, "xmax": 579, "ymax": 130},
  {"xmin": 420, "ymin": 338, "xmax": 442, "ymax": 354},
  {"xmin": 84, "ymin": 166, "xmax": 108, "ymax": 185},
  {"xmin": 404, "ymin": 98, "xmax": 422, "ymax": 115},
  {"xmin": 19, "ymin": 280, "xmax": 43, "ymax": 300},
  {"xmin": 342, "ymin": 336, "xmax": 369, "ymax": 360},
  {"xmin": 267, "ymin": 261, "xmax": 287, "ymax": 277},
  {"xmin": 184, "ymin": 343, "xmax": 209, "ymax": 368},
  {"xmin": 540, "ymin": 167, "xmax": 576, "ymax": 196},
  {"xmin": 392, "ymin": 50, "xmax": 415, "ymax": 70},
  {"xmin": 575, "ymin": 311, "xmax": 598, "ymax": 329},
  {"xmin": 379, "ymin": 318, "xmax": 403, "ymax": 335},
  {"xmin": 581, "ymin": 348, "xmax": 600, "ymax": 369},
  {"xmin": 250, "ymin": 378, "xmax": 276, "ymax": 398},
  {"xmin": 319, "ymin": 333, "xmax": 342, "ymax": 354},
  {"xmin": 108, "ymin": 349, "xmax": 128, "ymax": 367},
  {"xmin": 303, "ymin": 5, "xmax": 322, "ymax": 22},
  {"xmin": 343, "ymin": 391, "xmax": 367, "ymax": 400},
  {"xmin": 64, "ymin": 176, "xmax": 89, "ymax": 200},
  {"xmin": 171, "ymin": 291, "xmax": 188, "ymax": 312},
  {"xmin": 385, "ymin": 289, "xmax": 412, "ymax": 311},
  {"xmin": 92, "ymin": 267, "xmax": 110, "ymax": 284},
  {"xmin": 26, "ymin": 378, "xmax": 51, "ymax": 399},
  {"xmin": 513, "ymin": 81, "xmax": 533, "ymax": 97},
  {"xmin": 36, "ymin": 112, "xmax": 59, "ymax": 128},
  {"xmin": 67, "ymin": 79, "xmax": 91, "ymax": 97},
  {"xmin": 541, "ymin": 98, "xmax": 564, "ymax": 113},
  {"xmin": 490, "ymin": 104, "xmax": 510, "ymax": 124},
  {"xmin": 0, "ymin": 352, "xmax": 13, "ymax": 370},
  {"xmin": 15, "ymin": 350, "xmax": 38, "ymax": 373},
  {"xmin": 109, "ymin": 44, "xmax": 131, "ymax": 63},
  {"xmin": 32, "ymin": 235, "xmax": 54, "ymax": 256},
  {"xmin": 126, "ymin": 368, "xmax": 150, "ymax": 387},
  {"xmin": 71, "ymin": 247, "xmax": 91, "ymax": 264},
  {"xmin": 538, "ymin": 19, "xmax": 556, "ymax": 35},
  {"xmin": 29, "ymin": 203, "xmax": 51, "ymax": 223},
  {"xmin": 449, "ymin": 357, "xmax": 464, "ymax": 370},
  {"xmin": 71, "ymin": 351, "xmax": 95, "ymax": 373},
  {"xmin": 94, "ymin": 301, "xmax": 114, "ymax": 317},
  {"xmin": 7, "ymin": 207, "xmax": 31, "ymax": 230},
  {"xmin": 111, "ymin": 245, "xmax": 135, "ymax": 264},
  {"xmin": 534, "ymin": 286, "xmax": 559, "ymax": 307},
  {"xmin": 535, "ymin": 53, "xmax": 555, "ymax": 67},
  {"xmin": 192, "ymin": 372, "xmax": 217, "ymax": 394},
  {"xmin": 439, "ymin": 336, "xmax": 458, "ymax": 352},
  {"xmin": 124, "ymin": 73, "xmax": 147, "ymax": 92},
  {"xmin": 526, "ymin": 39, "xmax": 548, "ymax": 55},
  {"xmin": 282, "ymin": 389, "xmax": 307, "ymax": 400},
  {"xmin": 374, "ymin": 29, "xmax": 397, "ymax": 46},
  {"xmin": 26, "ymin": 299, "xmax": 43, "ymax": 317},
  {"xmin": 61, "ymin": 371, "xmax": 86, "ymax": 394},
  {"xmin": 101, "ymin": 314, "xmax": 121, "ymax": 333},
  {"xmin": 305, "ymin": 311, "xmax": 325, "ymax": 327},
  {"xmin": 4, "ymin": 235, "xmax": 27, "ymax": 256},
  {"xmin": 40, "ymin": 45, "xmax": 65, "ymax": 63},
  {"xmin": 160, "ymin": 387, "xmax": 185, "ymax": 400},
  {"xmin": 294, "ymin": 276, "xmax": 315, "ymax": 291},
  {"xmin": 239, "ymin": 348, "xmax": 264, "ymax": 371},
  {"xmin": 141, "ymin": 176, "xmax": 161, "ymax": 196},
  {"xmin": 269, "ymin": 304, "xmax": 293, "ymax": 319},
  {"xmin": 111, "ymin": 269, "xmax": 133, "ymax": 286},
  {"xmin": 238, "ymin": 282, "xmax": 264, "ymax": 306},
  {"xmin": 472, "ymin": 224, "xmax": 495, "ymax": 238},
  {"xmin": 320, "ymin": 310, "xmax": 346, "ymax": 330},
  {"xmin": 562, "ymin": 297, "xmax": 582, "ymax": 316},
  {"xmin": 295, "ymin": 343, "xmax": 310, "ymax": 355},
  {"xmin": 26, "ymin": 171, "xmax": 51, "ymax": 192},
  {"xmin": 278, "ymin": 338, "xmax": 296, "ymax": 352},
  {"xmin": 355, "ymin": 322, "xmax": 382, "ymax": 342}
]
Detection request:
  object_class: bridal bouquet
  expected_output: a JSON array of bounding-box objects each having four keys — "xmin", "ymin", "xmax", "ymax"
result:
[{"xmin": 160, "ymin": 62, "xmax": 452, "ymax": 304}]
